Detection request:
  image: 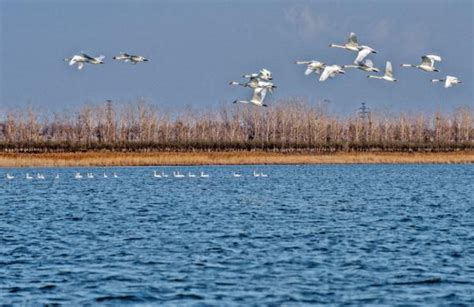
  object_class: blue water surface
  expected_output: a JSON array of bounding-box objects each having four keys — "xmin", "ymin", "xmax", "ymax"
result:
[{"xmin": 1, "ymin": 164, "xmax": 473, "ymax": 305}]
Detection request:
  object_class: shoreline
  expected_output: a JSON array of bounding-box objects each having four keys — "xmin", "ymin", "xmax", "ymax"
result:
[{"xmin": 1, "ymin": 151, "xmax": 473, "ymax": 168}]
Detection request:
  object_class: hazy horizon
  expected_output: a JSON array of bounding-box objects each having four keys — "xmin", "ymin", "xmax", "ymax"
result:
[{"xmin": 1, "ymin": 0, "xmax": 472, "ymax": 115}]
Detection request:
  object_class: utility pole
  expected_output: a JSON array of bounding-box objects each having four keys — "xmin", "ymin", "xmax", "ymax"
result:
[{"xmin": 358, "ymin": 103, "xmax": 372, "ymax": 143}]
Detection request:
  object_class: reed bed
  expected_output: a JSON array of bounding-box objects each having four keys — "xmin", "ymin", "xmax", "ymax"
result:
[
  {"xmin": 1, "ymin": 151, "xmax": 473, "ymax": 167},
  {"xmin": 1, "ymin": 99, "xmax": 473, "ymax": 156}
]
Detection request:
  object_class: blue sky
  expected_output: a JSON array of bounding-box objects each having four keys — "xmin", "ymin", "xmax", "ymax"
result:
[{"xmin": 1, "ymin": 0, "xmax": 472, "ymax": 115}]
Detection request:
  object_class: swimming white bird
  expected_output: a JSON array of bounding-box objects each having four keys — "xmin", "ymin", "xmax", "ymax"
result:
[
  {"xmin": 233, "ymin": 86, "xmax": 270, "ymax": 107},
  {"xmin": 188, "ymin": 172, "xmax": 196, "ymax": 178},
  {"xmin": 232, "ymin": 172, "xmax": 242, "ymax": 177},
  {"xmin": 295, "ymin": 60, "xmax": 326, "ymax": 75},
  {"xmin": 26, "ymin": 173, "xmax": 33, "ymax": 180},
  {"xmin": 6, "ymin": 174, "xmax": 14, "ymax": 180},
  {"xmin": 75, "ymin": 172, "xmax": 83, "ymax": 179},
  {"xmin": 161, "ymin": 172, "xmax": 169, "ymax": 178},
  {"xmin": 343, "ymin": 59, "xmax": 379, "ymax": 73},
  {"xmin": 200, "ymin": 171, "xmax": 209, "ymax": 178},
  {"xmin": 401, "ymin": 55, "xmax": 442, "ymax": 72},
  {"xmin": 243, "ymin": 68, "xmax": 273, "ymax": 81},
  {"xmin": 113, "ymin": 172, "xmax": 118, "ymax": 178},
  {"xmin": 113, "ymin": 52, "xmax": 149, "ymax": 64},
  {"xmin": 103, "ymin": 172, "xmax": 108, "ymax": 178},
  {"xmin": 64, "ymin": 53, "xmax": 105, "ymax": 70},
  {"xmin": 87, "ymin": 173, "xmax": 94, "ymax": 179},
  {"xmin": 37, "ymin": 173, "xmax": 45, "ymax": 180},
  {"xmin": 368, "ymin": 61, "xmax": 397, "ymax": 82},
  {"xmin": 319, "ymin": 65, "xmax": 345, "ymax": 82},
  {"xmin": 173, "ymin": 171, "xmax": 185, "ymax": 178},
  {"xmin": 153, "ymin": 171, "xmax": 162, "ymax": 178},
  {"xmin": 54, "ymin": 174, "xmax": 59, "ymax": 179},
  {"xmin": 260, "ymin": 172, "xmax": 268, "ymax": 177},
  {"xmin": 253, "ymin": 171, "xmax": 261, "ymax": 177},
  {"xmin": 431, "ymin": 75, "xmax": 462, "ymax": 88}
]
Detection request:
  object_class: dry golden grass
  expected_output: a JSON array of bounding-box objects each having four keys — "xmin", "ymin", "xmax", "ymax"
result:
[{"xmin": 0, "ymin": 151, "xmax": 473, "ymax": 167}]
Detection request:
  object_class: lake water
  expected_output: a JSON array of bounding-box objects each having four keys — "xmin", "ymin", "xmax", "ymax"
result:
[{"xmin": 1, "ymin": 165, "xmax": 473, "ymax": 305}]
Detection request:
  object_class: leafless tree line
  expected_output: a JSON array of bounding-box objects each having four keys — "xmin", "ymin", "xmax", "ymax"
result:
[{"xmin": 1, "ymin": 99, "xmax": 472, "ymax": 152}]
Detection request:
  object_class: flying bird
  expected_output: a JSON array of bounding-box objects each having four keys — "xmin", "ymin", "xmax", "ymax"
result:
[
  {"xmin": 113, "ymin": 52, "xmax": 149, "ymax": 64},
  {"xmin": 401, "ymin": 55, "xmax": 442, "ymax": 72},
  {"xmin": 343, "ymin": 59, "xmax": 379, "ymax": 73},
  {"xmin": 329, "ymin": 32, "xmax": 377, "ymax": 54},
  {"xmin": 319, "ymin": 65, "xmax": 345, "ymax": 82},
  {"xmin": 368, "ymin": 61, "xmax": 397, "ymax": 82},
  {"xmin": 431, "ymin": 75, "xmax": 462, "ymax": 88},
  {"xmin": 233, "ymin": 87, "xmax": 270, "ymax": 107},
  {"xmin": 354, "ymin": 46, "xmax": 377, "ymax": 64},
  {"xmin": 243, "ymin": 68, "xmax": 273, "ymax": 81},
  {"xmin": 295, "ymin": 60, "xmax": 326, "ymax": 75},
  {"xmin": 64, "ymin": 53, "xmax": 105, "ymax": 70},
  {"xmin": 229, "ymin": 79, "xmax": 277, "ymax": 93}
]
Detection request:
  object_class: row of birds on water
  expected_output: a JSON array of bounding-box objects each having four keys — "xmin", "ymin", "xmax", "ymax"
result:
[
  {"xmin": 4, "ymin": 171, "xmax": 268, "ymax": 180},
  {"xmin": 64, "ymin": 32, "xmax": 462, "ymax": 107}
]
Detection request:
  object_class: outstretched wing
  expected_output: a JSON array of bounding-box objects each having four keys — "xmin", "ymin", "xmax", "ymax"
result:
[
  {"xmin": 426, "ymin": 54, "xmax": 442, "ymax": 62},
  {"xmin": 421, "ymin": 55, "xmax": 434, "ymax": 67},
  {"xmin": 347, "ymin": 32, "xmax": 358, "ymax": 46},
  {"xmin": 295, "ymin": 61, "xmax": 311, "ymax": 65},
  {"xmin": 305, "ymin": 67, "xmax": 314, "ymax": 75},
  {"xmin": 319, "ymin": 66, "xmax": 331, "ymax": 81},
  {"xmin": 81, "ymin": 53, "xmax": 95, "ymax": 61},
  {"xmin": 354, "ymin": 47, "xmax": 372, "ymax": 64},
  {"xmin": 385, "ymin": 61, "xmax": 393, "ymax": 78},
  {"xmin": 364, "ymin": 59, "xmax": 374, "ymax": 68},
  {"xmin": 77, "ymin": 62, "xmax": 85, "ymax": 70},
  {"xmin": 251, "ymin": 87, "xmax": 267, "ymax": 104}
]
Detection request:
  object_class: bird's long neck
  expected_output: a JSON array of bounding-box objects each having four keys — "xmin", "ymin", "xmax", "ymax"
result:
[{"xmin": 329, "ymin": 44, "xmax": 346, "ymax": 49}]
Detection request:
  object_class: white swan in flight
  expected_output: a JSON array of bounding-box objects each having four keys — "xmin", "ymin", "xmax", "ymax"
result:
[
  {"xmin": 64, "ymin": 53, "xmax": 105, "ymax": 69},
  {"xmin": 368, "ymin": 61, "xmax": 397, "ymax": 82},
  {"xmin": 229, "ymin": 79, "xmax": 276, "ymax": 93},
  {"xmin": 113, "ymin": 52, "xmax": 149, "ymax": 64},
  {"xmin": 431, "ymin": 75, "xmax": 462, "ymax": 88},
  {"xmin": 243, "ymin": 68, "xmax": 273, "ymax": 81},
  {"xmin": 233, "ymin": 86, "xmax": 270, "ymax": 107},
  {"xmin": 354, "ymin": 46, "xmax": 377, "ymax": 64},
  {"xmin": 343, "ymin": 59, "xmax": 379, "ymax": 73},
  {"xmin": 64, "ymin": 55, "xmax": 87, "ymax": 70},
  {"xmin": 401, "ymin": 55, "xmax": 442, "ymax": 72},
  {"xmin": 295, "ymin": 60, "xmax": 326, "ymax": 75},
  {"xmin": 330, "ymin": 32, "xmax": 377, "ymax": 54},
  {"xmin": 319, "ymin": 65, "xmax": 345, "ymax": 82}
]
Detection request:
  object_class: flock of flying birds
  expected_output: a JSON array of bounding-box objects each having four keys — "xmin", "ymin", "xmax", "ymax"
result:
[{"xmin": 64, "ymin": 32, "xmax": 462, "ymax": 107}]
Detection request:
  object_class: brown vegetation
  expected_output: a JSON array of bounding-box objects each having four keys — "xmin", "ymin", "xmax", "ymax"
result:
[
  {"xmin": 1, "ymin": 99, "xmax": 473, "ymax": 155},
  {"xmin": 1, "ymin": 151, "xmax": 473, "ymax": 167}
]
